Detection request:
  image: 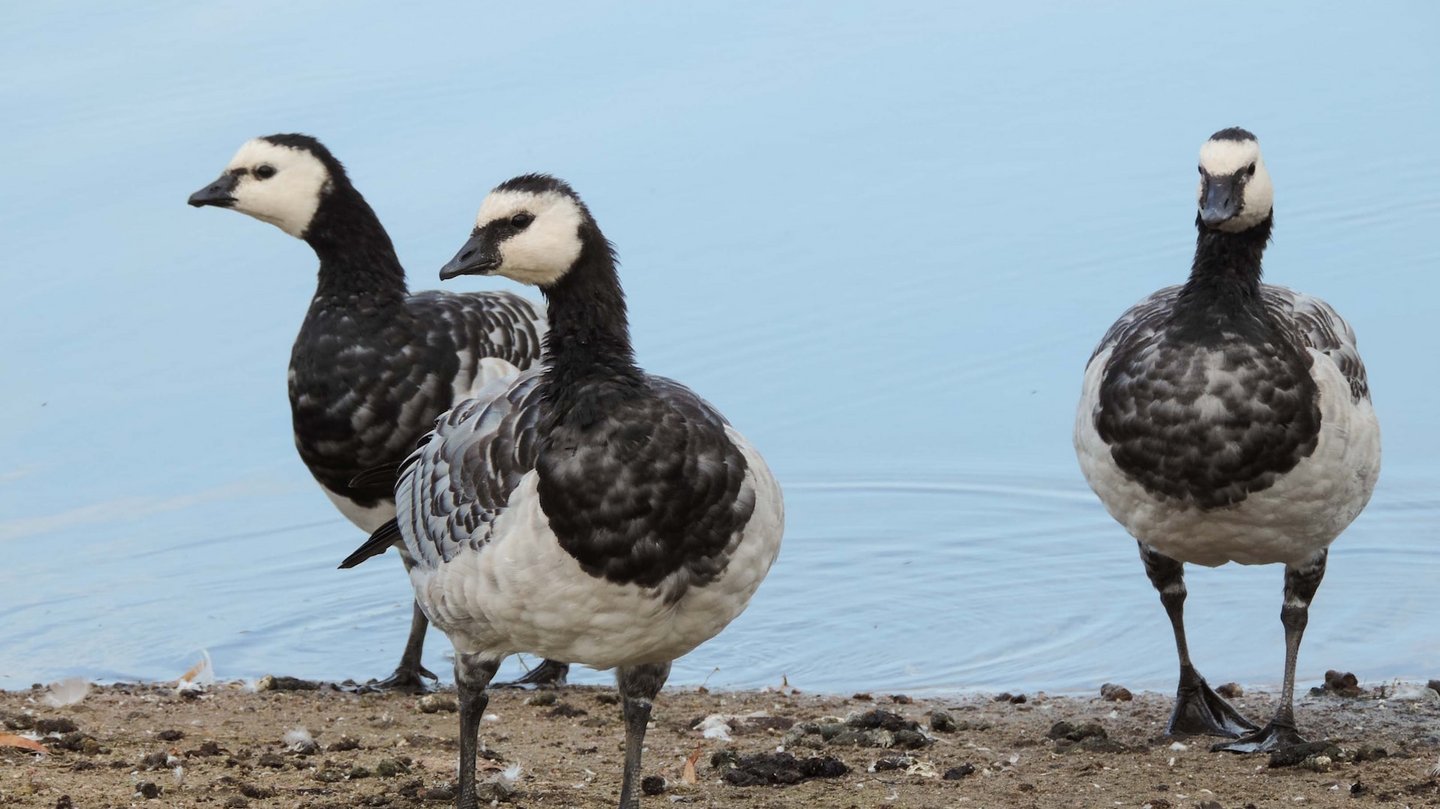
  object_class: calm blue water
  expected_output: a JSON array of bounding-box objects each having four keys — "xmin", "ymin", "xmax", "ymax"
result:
[{"xmin": 2, "ymin": 2, "xmax": 1437, "ymax": 694}]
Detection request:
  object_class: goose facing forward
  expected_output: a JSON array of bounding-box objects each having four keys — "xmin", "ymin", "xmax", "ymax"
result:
[
  {"xmin": 344, "ymin": 174, "xmax": 784, "ymax": 808},
  {"xmin": 187, "ymin": 135, "xmax": 572, "ymax": 690},
  {"xmin": 1075, "ymin": 128, "xmax": 1380, "ymax": 753}
]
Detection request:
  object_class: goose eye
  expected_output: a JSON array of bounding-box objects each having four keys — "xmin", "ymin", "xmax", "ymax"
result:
[
  {"xmin": 1246, "ymin": 163, "xmax": 1257, "ymax": 177},
  {"xmin": 510, "ymin": 212, "xmax": 534, "ymax": 229},
  {"xmin": 1198, "ymin": 166, "xmax": 1205, "ymax": 176},
  {"xmin": 255, "ymin": 164, "xmax": 277, "ymax": 180}
]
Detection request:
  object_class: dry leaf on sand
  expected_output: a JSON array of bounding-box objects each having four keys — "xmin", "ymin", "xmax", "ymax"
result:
[
  {"xmin": 0, "ymin": 733, "xmax": 48, "ymax": 753},
  {"xmin": 681, "ymin": 746, "xmax": 703, "ymax": 784}
]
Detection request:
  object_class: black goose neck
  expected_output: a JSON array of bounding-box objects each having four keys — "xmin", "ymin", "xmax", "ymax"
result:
[
  {"xmin": 539, "ymin": 231, "xmax": 640, "ymax": 388},
  {"xmin": 1180, "ymin": 214, "xmax": 1272, "ymax": 306},
  {"xmin": 304, "ymin": 181, "xmax": 408, "ymax": 304}
]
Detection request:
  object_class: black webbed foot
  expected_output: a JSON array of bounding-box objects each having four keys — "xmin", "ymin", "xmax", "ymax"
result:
[
  {"xmin": 1167, "ymin": 670, "xmax": 1259, "ymax": 738},
  {"xmin": 493, "ymin": 658, "xmax": 570, "ymax": 689}
]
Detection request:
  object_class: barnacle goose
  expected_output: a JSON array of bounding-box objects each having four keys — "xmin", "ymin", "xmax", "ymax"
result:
[
  {"xmin": 342, "ymin": 174, "xmax": 784, "ymax": 808},
  {"xmin": 187, "ymin": 135, "xmax": 570, "ymax": 690},
  {"xmin": 1075, "ymin": 128, "xmax": 1380, "ymax": 753}
]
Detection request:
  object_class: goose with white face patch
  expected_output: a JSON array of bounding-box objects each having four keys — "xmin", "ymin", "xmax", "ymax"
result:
[
  {"xmin": 188, "ymin": 135, "xmax": 575, "ymax": 690},
  {"xmin": 1075, "ymin": 128, "xmax": 1380, "ymax": 754},
  {"xmin": 341, "ymin": 175, "xmax": 784, "ymax": 809}
]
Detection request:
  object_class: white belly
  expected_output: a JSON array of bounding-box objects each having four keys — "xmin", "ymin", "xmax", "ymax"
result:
[
  {"xmin": 322, "ymin": 487, "xmax": 397, "ymax": 534},
  {"xmin": 414, "ymin": 427, "xmax": 784, "ymax": 668},
  {"xmin": 1076, "ymin": 347, "xmax": 1380, "ymax": 567}
]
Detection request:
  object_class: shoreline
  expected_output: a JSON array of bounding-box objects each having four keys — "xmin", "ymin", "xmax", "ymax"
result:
[{"xmin": 3, "ymin": 680, "xmax": 1438, "ymax": 808}]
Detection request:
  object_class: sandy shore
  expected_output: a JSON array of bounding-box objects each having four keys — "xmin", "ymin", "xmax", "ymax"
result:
[{"xmin": 2, "ymin": 678, "xmax": 1438, "ymax": 808}]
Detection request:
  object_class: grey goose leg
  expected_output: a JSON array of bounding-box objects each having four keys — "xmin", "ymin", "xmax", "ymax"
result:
[
  {"xmin": 454, "ymin": 654, "xmax": 500, "ymax": 809},
  {"xmin": 1214, "ymin": 551, "xmax": 1326, "ymax": 753},
  {"xmin": 616, "ymin": 662, "xmax": 670, "ymax": 809},
  {"xmin": 1140, "ymin": 542, "xmax": 1259, "ymax": 738},
  {"xmin": 365, "ymin": 601, "xmax": 439, "ymax": 693}
]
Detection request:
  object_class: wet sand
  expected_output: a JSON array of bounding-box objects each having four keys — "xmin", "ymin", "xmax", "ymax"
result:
[{"xmin": 2, "ymin": 679, "xmax": 1438, "ymax": 808}]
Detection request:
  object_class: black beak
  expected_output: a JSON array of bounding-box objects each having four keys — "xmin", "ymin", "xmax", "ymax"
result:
[
  {"xmin": 188, "ymin": 174, "xmax": 238, "ymax": 208},
  {"xmin": 439, "ymin": 231, "xmax": 501, "ymax": 280},
  {"xmin": 1199, "ymin": 173, "xmax": 1243, "ymax": 228}
]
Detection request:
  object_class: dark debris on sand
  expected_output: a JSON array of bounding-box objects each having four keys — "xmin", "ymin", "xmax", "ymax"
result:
[
  {"xmin": 782, "ymin": 709, "xmax": 933, "ymax": 750},
  {"xmin": 1312, "ymin": 669, "xmax": 1364, "ymax": 698},
  {"xmin": 716, "ymin": 751, "xmax": 849, "ymax": 786}
]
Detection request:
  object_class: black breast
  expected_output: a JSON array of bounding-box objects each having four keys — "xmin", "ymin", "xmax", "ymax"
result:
[
  {"xmin": 1096, "ymin": 310, "xmax": 1322, "ymax": 510},
  {"xmin": 290, "ymin": 291, "xmax": 543, "ymax": 506},
  {"xmin": 535, "ymin": 376, "xmax": 753, "ymax": 597}
]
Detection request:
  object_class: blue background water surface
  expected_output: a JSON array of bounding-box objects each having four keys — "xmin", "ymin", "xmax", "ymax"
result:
[{"xmin": 2, "ymin": 2, "xmax": 1437, "ymax": 693}]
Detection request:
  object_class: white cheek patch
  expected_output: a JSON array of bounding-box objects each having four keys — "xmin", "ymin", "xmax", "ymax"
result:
[
  {"xmin": 474, "ymin": 190, "xmax": 584, "ymax": 286},
  {"xmin": 1233, "ymin": 164, "xmax": 1274, "ymax": 229},
  {"xmin": 225, "ymin": 139, "xmax": 330, "ymax": 238},
  {"xmin": 1198, "ymin": 138, "xmax": 1274, "ymax": 231}
]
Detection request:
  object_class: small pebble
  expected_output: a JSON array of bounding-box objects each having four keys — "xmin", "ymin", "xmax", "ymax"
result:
[
  {"xmin": 872, "ymin": 755, "xmax": 914, "ymax": 772},
  {"xmin": 1268, "ymin": 741, "xmax": 1342, "ymax": 768},
  {"xmin": 34, "ymin": 717, "xmax": 78, "ymax": 734},
  {"xmin": 1320, "ymin": 670, "xmax": 1363, "ymax": 698},
  {"xmin": 417, "ymin": 694, "xmax": 459, "ymax": 714},
  {"xmin": 54, "ymin": 797, "xmax": 74, "ymax": 809},
  {"xmin": 375, "ymin": 758, "xmax": 410, "ymax": 778},
  {"xmin": 223, "ymin": 798, "xmax": 249, "ymax": 808},
  {"xmin": 525, "ymin": 691, "xmax": 558, "ymax": 706},
  {"xmin": 942, "ymin": 763, "xmax": 976, "ymax": 780},
  {"xmin": 256, "ymin": 675, "xmax": 320, "ymax": 692},
  {"xmin": 1352, "ymin": 745, "xmax": 1389, "ymax": 763},
  {"xmin": 155, "ymin": 729, "xmax": 185, "ymax": 742},
  {"xmin": 547, "ymin": 703, "xmax": 588, "ymax": 719},
  {"xmin": 238, "ymin": 783, "xmax": 274, "ymax": 799},
  {"xmin": 1046, "ymin": 721, "xmax": 1107, "ymax": 742},
  {"xmin": 136, "ymin": 781, "xmax": 161, "ymax": 799},
  {"xmin": 928, "ymin": 710, "xmax": 957, "ymax": 733},
  {"xmin": 57, "ymin": 732, "xmax": 100, "ymax": 754},
  {"xmin": 1215, "ymin": 682, "xmax": 1244, "ymax": 698},
  {"xmin": 640, "ymin": 775, "xmax": 666, "ymax": 795},
  {"xmin": 1099, "ymin": 683, "xmax": 1133, "ymax": 702},
  {"xmin": 312, "ymin": 765, "xmax": 346, "ymax": 783},
  {"xmin": 888, "ymin": 694, "xmax": 913, "ymax": 705}
]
